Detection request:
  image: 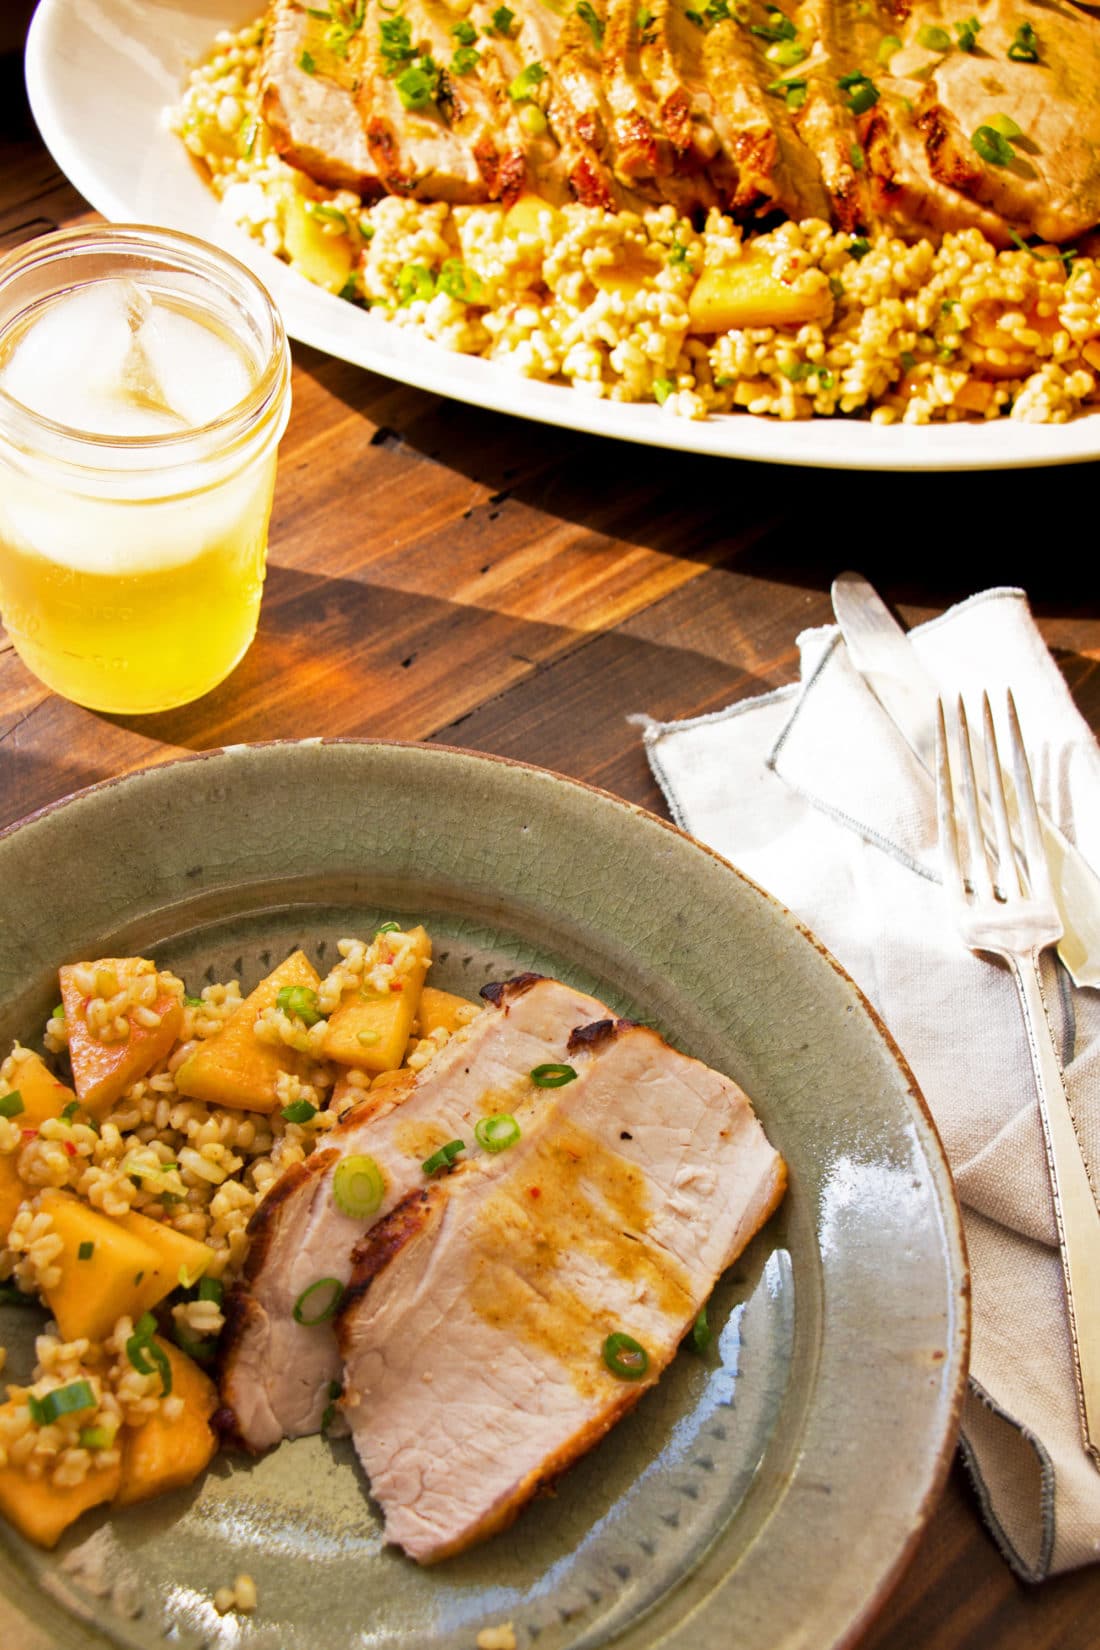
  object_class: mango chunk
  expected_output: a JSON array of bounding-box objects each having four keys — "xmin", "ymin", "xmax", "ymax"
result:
[
  {"xmin": 116, "ymin": 1210, "xmax": 213, "ymax": 1314},
  {"xmin": 115, "ymin": 1339, "xmax": 218, "ymax": 1508},
  {"xmin": 687, "ymin": 249, "xmax": 834, "ymax": 334},
  {"xmin": 282, "ymin": 190, "xmax": 354, "ymax": 293},
  {"xmin": 0, "ymin": 1400, "xmax": 120, "ymax": 1548},
  {"xmin": 60, "ymin": 961, "xmax": 183, "ymax": 1118},
  {"xmin": 504, "ymin": 192, "xmax": 564, "ymax": 240},
  {"xmin": 322, "ymin": 927, "xmax": 431, "ymax": 1073},
  {"xmin": 38, "ymin": 1190, "xmax": 164, "ymax": 1344},
  {"xmin": 418, "ymin": 986, "xmax": 480, "ymax": 1038},
  {"xmin": 174, "ymin": 951, "xmax": 320, "ymax": 1114},
  {"xmin": 0, "ymin": 1051, "xmax": 76, "ymax": 1242}
]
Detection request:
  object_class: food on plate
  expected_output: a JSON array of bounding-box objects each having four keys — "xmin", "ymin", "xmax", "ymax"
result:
[
  {"xmin": 172, "ymin": 4, "xmax": 1100, "ymax": 424},
  {"xmin": 0, "ymin": 925, "xmax": 786, "ymax": 1567}
]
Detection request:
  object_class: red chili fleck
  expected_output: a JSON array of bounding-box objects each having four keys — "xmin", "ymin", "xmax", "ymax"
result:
[
  {"xmin": 21, "ymin": 1129, "xmax": 38, "ymax": 1141},
  {"xmin": 63, "ymin": 1142, "xmax": 77, "ymax": 1157},
  {"xmin": 528, "ymin": 1186, "xmax": 541, "ymax": 1199},
  {"xmin": 391, "ymin": 980, "xmax": 404, "ymax": 993}
]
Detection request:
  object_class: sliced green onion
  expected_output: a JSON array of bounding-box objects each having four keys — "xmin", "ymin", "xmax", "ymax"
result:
[
  {"xmin": 692, "ymin": 1303, "xmax": 712, "ymax": 1352},
  {"xmin": 653, "ymin": 378, "xmax": 674, "ymax": 404},
  {"xmin": 837, "ymin": 70, "xmax": 879, "ymax": 115},
  {"xmin": 51, "ymin": 1003, "xmax": 64, "ymax": 1020},
  {"xmin": 848, "ymin": 236, "xmax": 871, "ymax": 260},
  {"xmin": 766, "ymin": 38, "xmax": 805, "ymax": 65},
  {"xmin": 849, "ymin": 141, "xmax": 864, "ymax": 170},
  {"xmin": 376, "ymin": 921, "xmax": 401, "ymax": 934},
  {"xmin": 299, "ymin": 49, "xmax": 317, "ymax": 73},
  {"xmin": 282, "ymin": 1098, "xmax": 319, "ymax": 1123},
  {"xmin": 173, "ymin": 1324, "xmax": 217, "ymax": 1365},
  {"xmin": 396, "ymin": 263, "xmax": 436, "ymax": 305},
  {"xmin": 0, "ymin": 1090, "xmax": 24, "ymax": 1119},
  {"xmin": 60, "ymin": 1101, "xmax": 79, "ymax": 1122},
  {"xmin": 490, "ymin": 3, "xmax": 515, "ymax": 31},
  {"xmin": 576, "ymin": 1, "xmax": 604, "ymax": 44},
  {"xmin": 333, "ymin": 1154, "xmax": 386, "ymax": 1218},
  {"xmin": 276, "ymin": 985, "xmax": 323, "ymax": 1026},
  {"xmin": 451, "ymin": 45, "xmax": 481, "ymax": 72},
  {"xmin": 519, "ymin": 102, "xmax": 548, "ymax": 135},
  {"xmin": 78, "ymin": 1241, "xmax": 94, "ymax": 1260},
  {"xmin": 321, "ymin": 1378, "xmax": 342, "ymax": 1430},
  {"xmin": 986, "ymin": 112, "xmax": 1022, "ymax": 139},
  {"xmin": 751, "ymin": 7, "xmax": 796, "ymax": 42},
  {"xmin": 916, "ymin": 24, "xmax": 950, "ymax": 50},
  {"xmin": 198, "ymin": 1276, "xmax": 224, "ymax": 1305},
  {"xmin": 304, "ymin": 202, "xmax": 350, "ymax": 231},
  {"xmin": 437, "ymin": 259, "xmax": 485, "ymax": 303},
  {"xmin": 955, "ymin": 15, "xmax": 980, "ymax": 51},
  {"xmin": 1007, "ymin": 21, "xmax": 1038, "ymax": 61},
  {"xmin": 79, "ymin": 1424, "xmax": 115, "ymax": 1450},
  {"xmin": 530, "ymin": 1063, "xmax": 578, "ymax": 1088},
  {"xmin": 396, "ymin": 64, "xmax": 436, "ymax": 107},
  {"xmin": 451, "ymin": 18, "xmax": 478, "ymax": 43},
  {"xmin": 28, "ymin": 1379, "xmax": 96, "ymax": 1425},
  {"xmin": 126, "ymin": 1315, "xmax": 172, "ymax": 1394},
  {"xmin": 184, "ymin": 995, "xmax": 205, "ymax": 1009},
  {"xmin": 475, "ymin": 1113, "xmax": 521, "ymax": 1152},
  {"xmin": 379, "ymin": 15, "xmax": 413, "ymax": 62},
  {"xmin": 509, "ymin": 61, "xmax": 548, "ymax": 100},
  {"xmin": 602, "ymin": 1331, "xmax": 649, "ymax": 1379},
  {"xmin": 636, "ymin": 6, "xmax": 653, "ymax": 31},
  {"xmin": 971, "ymin": 124, "xmax": 1015, "ymax": 166},
  {"xmin": 293, "ymin": 1277, "xmax": 345, "ymax": 1325},
  {"xmin": 422, "ymin": 1139, "xmax": 465, "ymax": 1174},
  {"xmin": 876, "ymin": 33, "xmax": 900, "ymax": 63}
]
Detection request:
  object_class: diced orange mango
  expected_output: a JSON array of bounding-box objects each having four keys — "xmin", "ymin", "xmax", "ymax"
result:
[
  {"xmin": 38, "ymin": 1190, "xmax": 164, "ymax": 1343},
  {"xmin": 60, "ymin": 962, "xmax": 183, "ymax": 1118},
  {"xmin": 0, "ymin": 1051, "xmax": 76, "ymax": 1242},
  {"xmin": 590, "ymin": 247, "xmax": 656, "ymax": 298},
  {"xmin": 504, "ymin": 192, "xmax": 564, "ymax": 240},
  {"xmin": 116, "ymin": 1209, "xmax": 213, "ymax": 1312},
  {"xmin": 115, "ymin": 1339, "xmax": 218, "ymax": 1507},
  {"xmin": 174, "ymin": 951, "xmax": 320, "ymax": 1114},
  {"xmin": 418, "ymin": 986, "xmax": 480, "ymax": 1038},
  {"xmin": 0, "ymin": 1400, "xmax": 120, "ymax": 1547},
  {"xmin": 322, "ymin": 927, "xmax": 431, "ymax": 1073},
  {"xmin": 687, "ymin": 248, "xmax": 834, "ymax": 333},
  {"xmin": 282, "ymin": 190, "xmax": 354, "ymax": 293}
]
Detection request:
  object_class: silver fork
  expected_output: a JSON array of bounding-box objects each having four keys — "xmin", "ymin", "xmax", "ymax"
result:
[{"xmin": 936, "ymin": 690, "xmax": 1100, "ymax": 1466}]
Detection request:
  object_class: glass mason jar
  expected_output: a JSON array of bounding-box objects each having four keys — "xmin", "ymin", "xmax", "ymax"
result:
[{"xmin": 0, "ymin": 225, "xmax": 291, "ymax": 714}]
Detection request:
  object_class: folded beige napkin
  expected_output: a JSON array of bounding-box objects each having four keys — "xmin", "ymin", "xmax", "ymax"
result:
[{"xmin": 639, "ymin": 587, "xmax": 1100, "ymax": 1580}]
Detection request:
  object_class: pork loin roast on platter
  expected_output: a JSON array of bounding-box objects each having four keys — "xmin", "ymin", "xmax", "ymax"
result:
[{"xmin": 261, "ymin": 0, "xmax": 1100, "ymax": 244}]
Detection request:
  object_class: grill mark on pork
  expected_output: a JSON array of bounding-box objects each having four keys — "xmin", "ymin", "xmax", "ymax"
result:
[
  {"xmin": 567, "ymin": 1017, "xmax": 622, "ymax": 1054},
  {"xmin": 479, "ymin": 972, "xmax": 545, "ymax": 1006},
  {"xmin": 340, "ymin": 1186, "xmax": 438, "ymax": 1320},
  {"xmin": 219, "ymin": 976, "xmax": 612, "ymax": 1450},
  {"xmin": 336, "ymin": 1017, "xmax": 786, "ymax": 1562}
]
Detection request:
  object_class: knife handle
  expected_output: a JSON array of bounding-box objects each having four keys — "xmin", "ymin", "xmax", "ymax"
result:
[{"xmin": 1040, "ymin": 816, "xmax": 1100, "ymax": 990}]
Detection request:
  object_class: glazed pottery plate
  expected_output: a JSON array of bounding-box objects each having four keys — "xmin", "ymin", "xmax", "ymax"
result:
[
  {"xmin": 0, "ymin": 741, "xmax": 968, "ymax": 1650},
  {"xmin": 23, "ymin": 0, "xmax": 1100, "ymax": 472}
]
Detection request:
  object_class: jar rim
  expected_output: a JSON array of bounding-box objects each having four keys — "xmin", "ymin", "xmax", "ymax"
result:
[{"xmin": 0, "ymin": 223, "xmax": 291, "ymax": 468}]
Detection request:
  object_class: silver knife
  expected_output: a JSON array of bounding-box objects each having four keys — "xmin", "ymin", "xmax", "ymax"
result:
[{"xmin": 831, "ymin": 570, "xmax": 1100, "ymax": 989}]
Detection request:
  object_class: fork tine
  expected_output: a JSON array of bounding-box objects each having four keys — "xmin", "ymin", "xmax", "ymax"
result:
[
  {"xmin": 934, "ymin": 699, "xmax": 964, "ymax": 897},
  {"xmin": 981, "ymin": 692, "xmax": 1022, "ymax": 899},
  {"xmin": 1005, "ymin": 689, "xmax": 1053, "ymax": 901},
  {"xmin": 955, "ymin": 696, "xmax": 996, "ymax": 902}
]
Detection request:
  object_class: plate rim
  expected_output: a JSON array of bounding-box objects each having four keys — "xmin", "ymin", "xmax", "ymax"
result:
[
  {"xmin": 21, "ymin": 0, "xmax": 1100, "ymax": 472},
  {"xmin": 0, "ymin": 736, "xmax": 970, "ymax": 1650}
]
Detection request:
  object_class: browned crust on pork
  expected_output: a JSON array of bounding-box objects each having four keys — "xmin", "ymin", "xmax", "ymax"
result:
[
  {"xmin": 479, "ymin": 973, "xmax": 546, "ymax": 1007},
  {"xmin": 335, "ymin": 1186, "xmax": 439, "ymax": 1338},
  {"xmin": 566, "ymin": 1018, "xmax": 621, "ymax": 1055},
  {"xmin": 916, "ymin": 104, "xmax": 983, "ymax": 199}
]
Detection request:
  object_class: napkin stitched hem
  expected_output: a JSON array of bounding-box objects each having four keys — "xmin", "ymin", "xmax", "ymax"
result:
[{"xmin": 959, "ymin": 1375, "xmax": 1055, "ymax": 1583}]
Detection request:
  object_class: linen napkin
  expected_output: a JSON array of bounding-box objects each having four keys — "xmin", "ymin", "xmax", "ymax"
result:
[{"xmin": 639, "ymin": 586, "xmax": 1100, "ymax": 1581}]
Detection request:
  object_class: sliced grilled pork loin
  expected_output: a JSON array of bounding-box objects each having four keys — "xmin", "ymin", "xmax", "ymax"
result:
[
  {"xmin": 336, "ymin": 1015, "xmax": 787, "ymax": 1563},
  {"xmin": 260, "ymin": 0, "xmax": 379, "ymax": 192},
  {"xmin": 219, "ymin": 975, "xmax": 610, "ymax": 1450}
]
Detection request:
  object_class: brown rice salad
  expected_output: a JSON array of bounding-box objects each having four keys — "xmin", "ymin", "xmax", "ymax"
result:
[
  {"xmin": 170, "ymin": 18, "xmax": 1100, "ymax": 426},
  {"xmin": 0, "ymin": 922, "xmax": 479, "ymax": 1549}
]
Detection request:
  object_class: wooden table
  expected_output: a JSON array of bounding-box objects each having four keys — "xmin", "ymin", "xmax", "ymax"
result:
[{"xmin": 3, "ymin": 34, "xmax": 1100, "ymax": 1650}]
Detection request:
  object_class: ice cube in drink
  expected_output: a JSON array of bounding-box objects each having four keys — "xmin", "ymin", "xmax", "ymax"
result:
[{"xmin": 0, "ymin": 232, "xmax": 290, "ymax": 714}]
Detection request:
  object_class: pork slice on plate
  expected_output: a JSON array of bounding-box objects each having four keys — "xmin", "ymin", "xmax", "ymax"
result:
[
  {"xmin": 219, "ymin": 975, "xmax": 610, "ymax": 1450},
  {"xmin": 336, "ymin": 1017, "xmax": 787, "ymax": 1563}
]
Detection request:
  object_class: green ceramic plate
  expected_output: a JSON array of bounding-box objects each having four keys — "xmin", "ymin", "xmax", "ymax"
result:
[{"xmin": 0, "ymin": 741, "xmax": 968, "ymax": 1650}]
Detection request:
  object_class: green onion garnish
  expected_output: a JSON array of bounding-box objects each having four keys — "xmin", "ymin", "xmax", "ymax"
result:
[
  {"xmin": 475, "ymin": 1114, "xmax": 521, "ymax": 1152},
  {"xmin": 173, "ymin": 1323, "xmax": 217, "ymax": 1365},
  {"xmin": 304, "ymin": 202, "xmax": 350, "ymax": 231},
  {"xmin": 376, "ymin": 921, "xmax": 401, "ymax": 934},
  {"xmin": 78, "ymin": 1241, "xmax": 94, "ymax": 1260},
  {"xmin": 451, "ymin": 45, "xmax": 481, "ymax": 72},
  {"xmin": 916, "ymin": 24, "xmax": 950, "ymax": 50},
  {"xmin": 955, "ymin": 16, "xmax": 980, "ymax": 50},
  {"xmin": 276, "ymin": 985, "xmax": 323, "ymax": 1026},
  {"xmin": 299, "ymin": 49, "xmax": 317, "ymax": 73},
  {"xmin": 692, "ymin": 1303, "xmax": 712, "ymax": 1352},
  {"xmin": 837, "ymin": 70, "xmax": 879, "ymax": 115},
  {"xmin": 971, "ymin": 124, "xmax": 1015, "ymax": 166},
  {"xmin": 198, "ymin": 1276, "xmax": 224, "ymax": 1305},
  {"xmin": 509, "ymin": 61, "xmax": 548, "ymax": 101},
  {"xmin": 282, "ymin": 1099, "xmax": 319, "ymax": 1123},
  {"xmin": 437, "ymin": 260, "xmax": 485, "ymax": 303},
  {"xmin": 126, "ymin": 1314, "xmax": 172, "ymax": 1395},
  {"xmin": 636, "ymin": 6, "xmax": 654, "ymax": 31},
  {"xmin": 451, "ymin": 18, "xmax": 477, "ymax": 43},
  {"xmin": 79, "ymin": 1424, "xmax": 114, "ymax": 1450},
  {"xmin": 848, "ymin": 236, "xmax": 872, "ymax": 259},
  {"xmin": 321, "ymin": 1378, "xmax": 342, "ymax": 1430},
  {"xmin": 876, "ymin": 33, "xmax": 900, "ymax": 63},
  {"xmin": 0, "ymin": 1090, "xmax": 24, "ymax": 1119},
  {"xmin": 396, "ymin": 263, "xmax": 436, "ymax": 305},
  {"xmin": 576, "ymin": 1, "xmax": 604, "ymax": 44},
  {"xmin": 422, "ymin": 1139, "xmax": 466, "ymax": 1174},
  {"xmin": 767, "ymin": 38, "xmax": 805, "ymax": 65},
  {"xmin": 849, "ymin": 141, "xmax": 864, "ymax": 170},
  {"xmin": 379, "ymin": 15, "xmax": 414, "ymax": 63},
  {"xmin": 653, "ymin": 378, "xmax": 674, "ymax": 404},
  {"xmin": 396, "ymin": 56, "xmax": 441, "ymax": 108},
  {"xmin": 184, "ymin": 995, "xmax": 205, "ymax": 1009},
  {"xmin": 751, "ymin": 6, "xmax": 796, "ymax": 42},
  {"xmin": 1007, "ymin": 21, "xmax": 1038, "ymax": 61},
  {"xmin": 490, "ymin": 4, "xmax": 515, "ymax": 32},
  {"xmin": 519, "ymin": 103, "xmax": 548, "ymax": 134},
  {"xmin": 333, "ymin": 1154, "xmax": 386, "ymax": 1218},
  {"xmin": 530, "ymin": 1063, "xmax": 578, "ymax": 1088},
  {"xmin": 28, "ymin": 1379, "xmax": 96, "ymax": 1426},
  {"xmin": 986, "ymin": 112, "xmax": 1022, "ymax": 139},
  {"xmin": 60, "ymin": 1101, "xmax": 79, "ymax": 1122},
  {"xmin": 293, "ymin": 1277, "xmax": 345, "ymax": 1325},
  {"xmin": 52, "ymin": 1004, "xmax": 64, "ymax": 1020},
  {"xmin": 602, "ymin": 1331, "xmax": 650, "ymax": 1380}
]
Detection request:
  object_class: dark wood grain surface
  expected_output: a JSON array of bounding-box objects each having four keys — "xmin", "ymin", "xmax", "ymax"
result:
[{"xmin": 3, "ymin": 32, "xmax": 1100, "ymax": 1650}]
